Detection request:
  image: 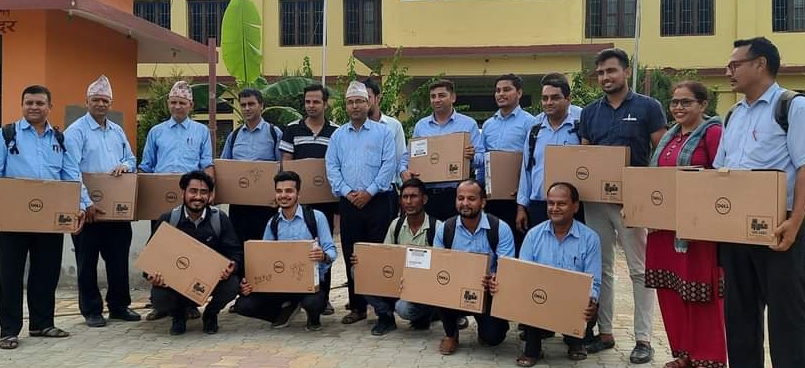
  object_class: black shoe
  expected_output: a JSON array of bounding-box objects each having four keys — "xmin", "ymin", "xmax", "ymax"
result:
[
  {"xmin": 305, "ymin": 315, "xmax": 322, "ymax": 332},
  {"xmin": 272, "ymin": 303, "xmax": 301, "ymax": 329},
  {"xmin": 186, "ymin": 307, "xmax": 201, "ymax": 320},
  {"xmin": 145, "ymin": 309, "xmax": 168, "ymax": 321},
  {"xmin": 322, "ymin": 301, "xmax": 335, "ymax": 316},
  {"xmin": 457, "ymin": 316, "xmax": 469, "ymax": 330},
  {"xmin": 629, "ymin": 342, "xmax": 654, "ymax": 364},
  {"xmin": 371, "ymin": 316, "xmax": 397, "ymax": 336},
  {"xmin": 170, "ymin": 317, "xmax": 187, "ymax": 335},
  {"xmin": 85, "ymin": 315, "xmax": 107, "ymax": 327},
  {"xmin": 409, "ymin": 317, "xmax": 430, "ymax": 331},
  {"xmin": 585, "ymin": 335, "xmax": 615, "ymax": 353},
  {"xmin": 109, "ymin": 308, "xmax": 141, "ymax": 322},
  {"xmin": 202, "ymin": 315, "xmax": 219, "ymax": 334}
]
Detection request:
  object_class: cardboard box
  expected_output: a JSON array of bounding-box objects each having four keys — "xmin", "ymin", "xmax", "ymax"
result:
[
  {"xmin": 83, "ymin": 173, "xmax": 137, "ymax": 221},
  {"xmin": 543, "ymin": 145, "xmax": 630, "ymax": 203},
  {"xmin": 491, "ymin": 257, "xmax": 593, "ymax": 338},
  {"xmin": 213, "ymin": 159, "xmax": 280, "ymax": 207},
  {"xmin": 622, "ymin": 167, "xmax": 678, "ymax": 230},
  {"xmin": 400, "ymin": 247, "xmax": 490, "ymax": 314},
  {"xmin": 134, "ymin": 223, "xmax": 231, "ymax": 305},
  {"xmin": 676, "ymin": 169, "xmax": 787, "ymax": 246},
  {"xmin": 408, "ymin": 132, "xmax": 470, "ymax": 183},
  {"xmin": 354, "ymin": 242, "xmax": 408, "ymax": 298},
  {"xmin": 135, "ymin": 173, "xmax": 183, "ymax": 220},
  {"xmin": 244, "ymin": 240, "xmax": 319, "ymax": 293},
  {"xmin": 0, "ymin": 178, "xmax": 80, "ymax": 233},
  {"xmin": 484, "ymin": 151, "xmax": 523, "ymax": 200},
  {"xmin": 281, "ymin": 159, "xmax": 338, "ymax": 204}
]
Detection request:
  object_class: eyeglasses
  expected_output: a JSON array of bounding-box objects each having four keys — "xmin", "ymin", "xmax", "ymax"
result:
[
  {"xmin": 669, "ymin": 99, "xmax": 699, "ymax": 108},
  {"xmin": 726, "ymin": 57, "xmax": 759, "ymax": 73}
]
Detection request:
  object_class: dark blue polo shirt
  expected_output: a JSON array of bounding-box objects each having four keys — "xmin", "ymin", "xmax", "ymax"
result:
[{"xmin": 578, "ymin": 91, "xmax": 667, "ymax": 166}]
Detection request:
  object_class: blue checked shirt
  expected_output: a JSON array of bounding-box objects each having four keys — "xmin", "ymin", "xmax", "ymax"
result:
[
  {"xmin": 261, "ymin": 205, "xmax": 338, "ymax": 279},
  {"xmin": 325, "ymin": 119, "xmax": 396, "ymax": 197},
  {"xmin": 64, "ymin": 113, "xmax": 136, "ymax": 173},
  {"xmin": 220, "ymin": 120, "xmax": 283, "ymax": 161},
  {"xmin": 433, "ymin": 212, "xmax": 515, "ymax": 273},
  {"xmin": 520, "ymin": 219, "xmax": 602, "ymax": 299},
  {"xmin": 138, "ymin": 117, "xmax": 213, "ymax": 173},
  {"xmin": 0, "ymin": 119, "xmax": 91, "ymax": 210}
]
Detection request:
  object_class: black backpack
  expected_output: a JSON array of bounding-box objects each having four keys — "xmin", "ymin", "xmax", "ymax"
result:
[
  {"xmin": 442, "ymin": 214, "xmax": 500, "ymax": 252},
  {"xmin": 526, "ymin": 119, "xmax": 582, "ymax": 170},
  {"xmin": 229, "ymin": 122, "xmax": 278, "ymax": 153},
  {"xmin": 169, "ymin": 205, "xmax": 222, "ymax": 237},
  {"xmin": 2, "ymin": 122, "xmax": 66, "ymax": 155},
  {"xmin": 723, "ymin": 89, "xmax": 804, "ymax": 133},
  {"xmin": 268, "ymin": 204, "xmax": 319, "ymax": 240},
  {"xmin": 392, "ymin": 215, "xmax": 438, "ymax": 246}
]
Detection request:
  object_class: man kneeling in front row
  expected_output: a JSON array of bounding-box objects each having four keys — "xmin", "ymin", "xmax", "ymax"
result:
[
  {"xmin": 233, "ymin": 171, "xmax": 337, "ymax": 331},
  {"xmin": 145, "ymin": 171, "xmax": 242, "ymax": 335}
]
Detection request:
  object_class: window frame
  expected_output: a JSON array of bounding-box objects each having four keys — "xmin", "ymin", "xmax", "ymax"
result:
[
  {"xmin": 660, "ymin": 0, "xmax": 715, "ymax": 37},
  {"xmin": 585, "ymin": 0, "xmax": 637, "ymax": 39},
  {"xmin": 280, "ymin": 0, "xmax": 325, "ymax": 47},
  {"xmin": 133, "ymin": 0, "xmax": 172, "ymax": 29},
  {"xmin": 343, "ymin": 0, "xmax": 383, "ymax": 46},
  {"xmin": 773, "ymin": 0, "xmax": 805, "ymax": 32},
  {"xmin": 187, "ymin": 0, "xmax": 229, "ymax": 46}
]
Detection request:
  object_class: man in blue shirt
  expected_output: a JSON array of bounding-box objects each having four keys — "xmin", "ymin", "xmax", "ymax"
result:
[
  {"xmin": 220, "ymin": 88, "xmax": 283, "ymax": 245},
  {"xmin": 234, "ymin": 171, "xmax": 336, "ymax": 332},
  {"xmin": 65, "ymin": 75, "xmax": 140, "ymax": 328},
  {"xmin": 0, "ymin": 85, "xmax": 89, "ymax": 349},
  {"xmin": 399, "ymin": 79, "xmax": 485, "ymax": 221},
  {"xmin": 714, "ymin": 37, "xmax": 805, "ymax": 368},
  {"xmin": 578, "ymin": 48, "xmax": 667, "ymax": 364},
  {"xmin": 429, "ymin": 179, "xmax": 515, "ymax": 356},
  {"xmin": 325, "ymin": 81, "xmax": 396, "ymax": 325},
  {"xmin": 494, "ymin": 182, "xmax": 600, "ymax": 365},
  {"xmin": 516, "ymin": 73, "xmax": 584, "ymax": 233},
  {"xmin": 138, "ymin": 80, "xmax": 214, "ymax": 179},
  {"xmin": 481, "ymin": 73, "xmax": 537, "ymax": 254}
]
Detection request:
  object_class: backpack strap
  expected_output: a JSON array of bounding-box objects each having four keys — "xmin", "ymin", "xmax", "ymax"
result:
[
  {"xmin": 393, "ymin": 215, "xmax": 407, "ymax": 244},
  {"xmin": 209, "ymin": 207, "xmax": 221, "ymax": 238},
  {"xmin": 269, "ymin": 123, "xmax": 278, "ymax": 145},
  {"xmin": 301, "ymin": 204, "xmax": 318, "ymax": 239},
  {"xmin": 525, "ymin": 123, "xmax": 542, "ymax": 170},
  {"xmin": 569, "ymin": 119, "xmax": 582, "ymax": 142},
  {"xmin": 269, "ymin": 211, "xmax": 281, "ymax": 240},
  {"xmin": 2, "ymin": 123, "xmax": 18, "ymax": 155},
  {"xmin": 169, "ymin": 205, "xmax": 182, "ymax": 227},
  {"xmin": 443, "ymin": 217, "xmax": 457, "ymax": 250},
  {"xmin": 722, "ymin": 103, "xmax": 740, "ymax": 129},
  {"xmin": 775, "ymin": 90, "xmax": 805, "ymax": 134},
  {"xmin": 425, "ymin": 215, "xmax": 437, "ymax": 246},
  {"xmin": 53, "ymin": 127, "xmax": 66, "ymax": 153},
  {"xmin": 485, "ymin": 214, "xmax": 500, "ymax": 253}
]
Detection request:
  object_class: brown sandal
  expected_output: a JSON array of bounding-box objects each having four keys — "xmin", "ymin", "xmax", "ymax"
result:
[
  {"xmin": 439, "ymin": 336, "xmax": 459, "ymax": 355},
  {"xmin": 340, "ymin": 311, "xmax": 367, "ymax": 324},
  {"xmin": 0, "ymin": 336, "xmax": 19, "ymax": 349},
  {"xmin": 515, "ymin": 351, "xmax": 544, "ymax": 367},
  {"xmin": 664, "ymin": 357, "xmax": 692, "ymax": 368},
  {"xmin": 568, "ymin": 345, "xmax": 588, "ymax": 361}
]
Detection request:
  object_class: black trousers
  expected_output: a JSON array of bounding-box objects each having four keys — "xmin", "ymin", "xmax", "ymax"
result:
[
  {"xmin": 440, "ymin": 305, "xmax": 509, "ymax": 345},
  {"xmin": 425, "ymin": 187, "xmax": 458, "ymax": 222},
  {"xmin": 151, "ymin": 275, "xmax": 239, "ymax": 319},
  {"xmin": 234, "ymin": 290, "xmax": 326, "ymax": 322},
  {"xmin": 339, "ymin": 192, "xmax": 392, "ymax": 313},
  {"xmin": 71, "ymin": 221, "xmax": 133, "ymax": 317},
  {"xmin": 523, "ymin": 325, "xmax": 583, "ymax": 357},
  {"xmin": 485, "ymin": 199, "xmax": 524, "ymax": 256},
  {"xmin": 720, "ymin": 219, "xmax": 805, "ymax": 368},
  {"xmin": 0, "ymin": 232, "xmax": 64, "ymax": 337},
  {"xmin": 228, "ymin": 204, "xmax": 277, "ymax": 244}
]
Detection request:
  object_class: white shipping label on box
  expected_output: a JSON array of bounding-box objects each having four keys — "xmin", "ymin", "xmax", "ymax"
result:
[
  {"xmin": 410, "ymin": 140, "xmax": 428, "ymax": 158},
  {"xmin": 405, "ymin": 247, "xmax": 431, "ymax": 269}
]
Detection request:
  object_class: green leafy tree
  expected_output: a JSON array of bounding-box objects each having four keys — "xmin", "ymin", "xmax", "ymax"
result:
[{"xmin": 220, "ymin": 0, "xmax": 262, "ymax": 86}]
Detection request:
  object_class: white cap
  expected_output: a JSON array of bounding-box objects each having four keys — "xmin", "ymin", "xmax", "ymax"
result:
[
  {"xmin": 345, "ymin": 81, "xmax": 368, "ymax": 100},
  {"xmin": 87, "ymin": 75, "xmax": 113, "ymax": 99}
]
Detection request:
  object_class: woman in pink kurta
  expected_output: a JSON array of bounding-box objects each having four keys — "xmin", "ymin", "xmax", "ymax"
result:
[{"xmin": 645, "ymin": 81, "xmax": 726, "ymax": 368}]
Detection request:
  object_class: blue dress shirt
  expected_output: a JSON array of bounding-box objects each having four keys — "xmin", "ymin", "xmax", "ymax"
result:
[
  {"xmin": 433, "ymin": 212, "xmax": 515, "ymax": 272},
  {"xmin": 138, "ymin": 117, "xmax": 213, "ymax": 173},
  {"xmin": 0, "ymin": 119, "xmax": 91, "ymax": 210},
  {"xmin": 481, "ymin": 106, "xmax": 537, "ymax": 152},
  {"xmin": 64, "ymin": 113, "xmax": 136, "ymax": 173},
  {"xmin": 713, "ymin": 83, "xmax": 805, "ymax": 210},
  {"xmin": 517, "ymin": 107, "xmax": 582, "ymax": 205},
  {"xmin": 261, "ymin": 204, "xmax": 338, "ymax": 279},
  {"xmin": 220, "ymin": 120, "xmax": 283, "ymax": 161},
  {"xmin": 520, "ymin": 219, "xmax": 602, "ymax": 299},
  {"xmin": 325, "ymin": 119, "xmax": 396, "ymax": 197}
]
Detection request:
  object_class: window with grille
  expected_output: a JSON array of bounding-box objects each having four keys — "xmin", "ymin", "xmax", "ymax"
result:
[
  {"xmin": 660, "ymin": 0, "xmax": 714, "ymax": 36},
  {"xmin": 773, "ymin": 0, "xmax": 805, "ymax": 32},
  {"xmin": 188, "ymin": 0, "xmax": 229, "ymax": 46},
  {"xmin": 134, "ymin": 0, "xmax": 171, "ymax": 29},
  {"xmin": 280, "ymin": 0, "xmax": 324, "ymax": 46},
  {"xmin": 586, "ymin": 0, "xmax": 636, "ymax": 38},
  {"xmin": 344, "ymin": 0, "xmax": 382, "ymax": 45}
]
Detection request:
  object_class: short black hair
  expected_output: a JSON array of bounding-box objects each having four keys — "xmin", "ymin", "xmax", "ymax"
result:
[
  {"xmin": 547, "ymin": 182, "xmax": 580, "ymax": 203},
  {"xmin": 734, "ymin": 37, "xmax": 781, "ymax": 77},
  {"xmin": 303, "ymin": 84, "xmax": 329, "ymax": 102},
  {"xmin": 429, "ymin": 79, "xmax": 455, "ymax": 94},
  {"xmin": 179, "ymin": 170, "xmax": 215, "ymax": 192},
  {"xmin": 540, "ymin": 72, "xmax": 571, "ymax": 98},
  {"xmin": 495, "ymin": 74, "xmax": 523, "ymax": 90},
  {"xmin": 458, "ymin": 179, "xmax": 487, "ymax": 199},
  {"xmin": 400, "ymin": 178, "xmax": 427, "ymax": 196},
  {"xmin": 238, "ymin": 88, "xmax": 264, "ymax": 105},
  {"xmin": 22, "ymin": 85, "xmax": 52, "ymax": 104},
  {"xmin": 362, "ymin": 78, "xmax": 381, "ymax": 96},
  {"xmin": 594, "ymin": 48, "xmax": 630, "ymax": 70},
  {"xmin": 274, "ymin": 170, "xmax": 301, "ymax": 191}
]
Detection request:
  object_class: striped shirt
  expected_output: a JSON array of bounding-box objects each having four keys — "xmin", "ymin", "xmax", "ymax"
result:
[{"xmin": 279, "ymin": 118, "xmax": 339, "ymax": 159}]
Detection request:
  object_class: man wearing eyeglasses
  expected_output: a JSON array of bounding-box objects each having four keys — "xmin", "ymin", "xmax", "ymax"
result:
[
  {"xmin": 715, "ymin": 36, "xmax": 805, "ymax": 368},
  {"xmin": 577, "ymin": 48, "xmax": 668, "ymax": 364}
]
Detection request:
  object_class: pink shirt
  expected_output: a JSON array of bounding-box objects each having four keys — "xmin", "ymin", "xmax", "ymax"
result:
[{"xmin": 657, "ymin": 124, "xmax": 722, "ymax": 168}]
